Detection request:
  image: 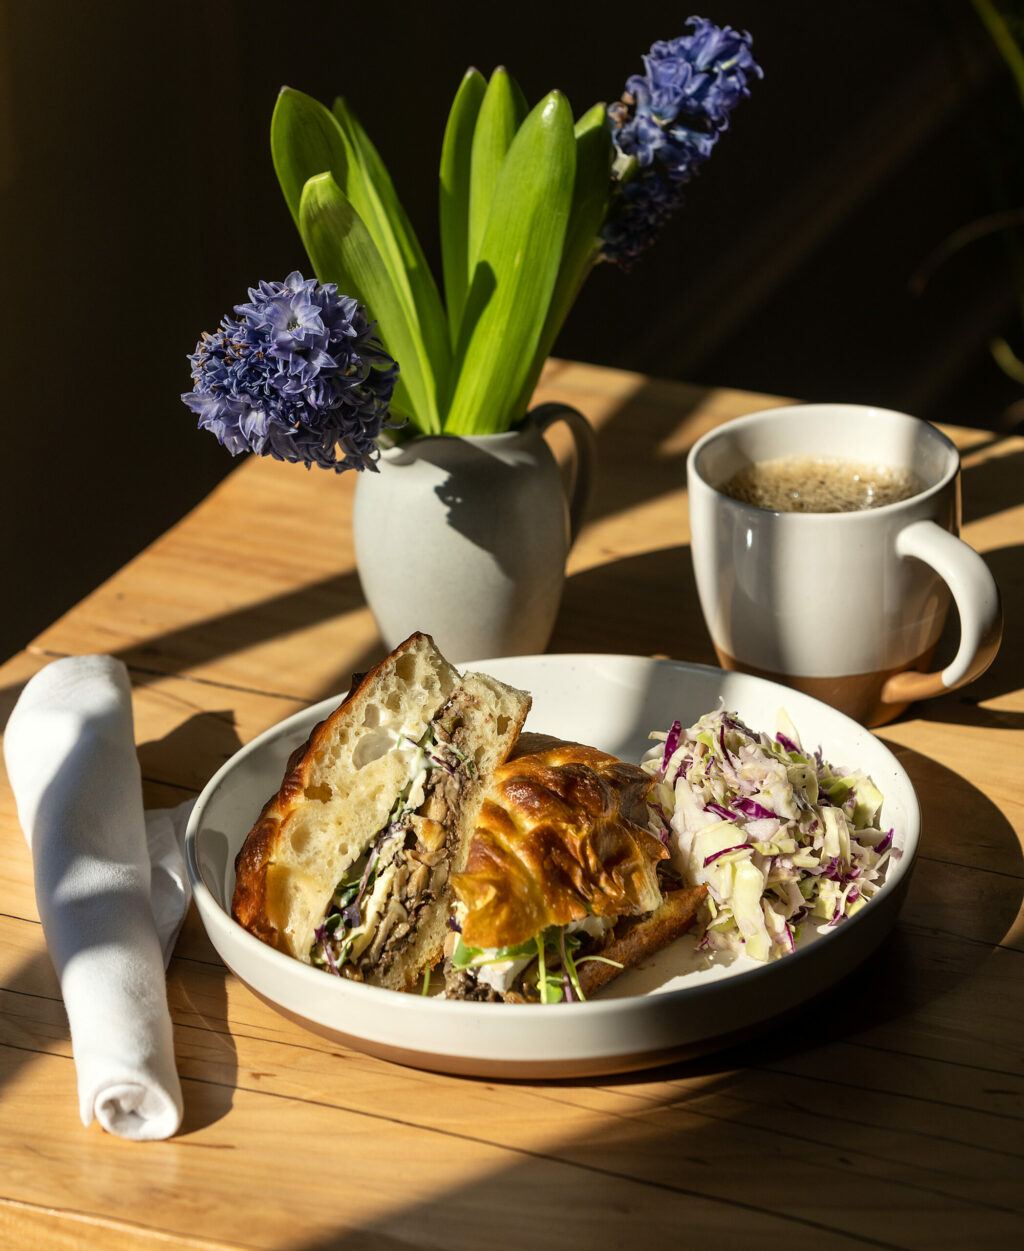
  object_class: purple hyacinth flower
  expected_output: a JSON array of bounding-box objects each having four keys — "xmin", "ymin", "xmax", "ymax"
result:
[
  {"xmin": 182, "ymin": 271, "xmax": 400, "ymax": 472},
  {"xmin": 602, "ymin": 16, "xmax": 763, "ymax": 269}
]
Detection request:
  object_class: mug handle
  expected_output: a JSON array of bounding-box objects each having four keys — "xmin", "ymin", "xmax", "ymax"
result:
[
  {"xmin": 881, "ymin": 520, "xmax": 1003, "ymax": 709},
  {"xmin": 530, "ymin": 402, "xmax": 597, "ymax": 548}
]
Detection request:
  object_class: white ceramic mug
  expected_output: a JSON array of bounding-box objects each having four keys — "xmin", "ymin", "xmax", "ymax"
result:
[{"xmin": 687, "ymin": 404, "xmax": 1003, "ymax": 726}]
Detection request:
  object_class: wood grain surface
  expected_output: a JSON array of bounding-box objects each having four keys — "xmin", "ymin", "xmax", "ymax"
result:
[{"xmin": 1, "ymin": 359, "xmax": 1021, "ymax": 1250}]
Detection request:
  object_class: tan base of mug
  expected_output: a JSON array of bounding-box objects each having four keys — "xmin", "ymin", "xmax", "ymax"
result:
[{"xmin": 713, "ymin": 646, "xmax": 940, "ymax": 728}]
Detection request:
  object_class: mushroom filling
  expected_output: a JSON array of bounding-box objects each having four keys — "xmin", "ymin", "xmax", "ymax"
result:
[{"xmin": 310, "ymin": 701, "xmax": 473, "ymax": 978}]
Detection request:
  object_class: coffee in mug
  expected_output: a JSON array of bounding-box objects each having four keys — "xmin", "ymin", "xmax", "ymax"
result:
[
  {"xmin": 721, "ymin": 455, "xmax": 923, "ymax": 514},
  {"xmin": 686, "ymin": 404, "xmax": 1003, "ymax": 727}
]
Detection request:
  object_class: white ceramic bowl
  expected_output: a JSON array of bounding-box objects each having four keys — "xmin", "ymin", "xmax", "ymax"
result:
[{"xmin": 184, "ymin": 656, "xmax": 920, "ymax": 1077}]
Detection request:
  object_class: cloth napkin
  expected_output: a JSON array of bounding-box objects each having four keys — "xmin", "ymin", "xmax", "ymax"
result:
[{"xmin": 4, "ymin": 655, "xmax": 194, "ymax": 1140}]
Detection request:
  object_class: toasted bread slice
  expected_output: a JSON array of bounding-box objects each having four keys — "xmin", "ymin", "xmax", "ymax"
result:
[
  {"xmin": 232, "ymin": 633, "xmax": 530, "ymax": 989},
  {"xmin": 576, "ymin": 885, "xmax": 708, "ymax": 997}
]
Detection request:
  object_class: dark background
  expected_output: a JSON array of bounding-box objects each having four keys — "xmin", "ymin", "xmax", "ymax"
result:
[{"xmin": 2, "ymin": 0, "xmax": 1023, "ymax": 660}]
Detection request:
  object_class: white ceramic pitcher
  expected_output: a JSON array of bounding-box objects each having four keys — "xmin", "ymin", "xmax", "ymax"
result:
[{"xmin": 352, "ymin": 403, "xmax": 596, "ymax": 662}]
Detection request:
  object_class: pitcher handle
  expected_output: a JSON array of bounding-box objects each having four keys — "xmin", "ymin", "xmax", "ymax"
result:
[{"xmin": 530, "ymin": 403, "xmax": 596, "ymax": 549}]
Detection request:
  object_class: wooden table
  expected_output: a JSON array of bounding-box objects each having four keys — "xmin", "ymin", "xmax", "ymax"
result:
[{"xmin": 1, "ymin": 359, "xmax": 1022, "ymax": 1249}]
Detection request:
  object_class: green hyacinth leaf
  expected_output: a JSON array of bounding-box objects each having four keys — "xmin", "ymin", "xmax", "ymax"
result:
[
  {"xmin": 299, "ymin": 172, "xmax": 440, "ymax": 433},
  {"xmin": 445, "ymin": 90, "xmax": 576, "ymax": 435},
  {"xmin": 439, "ymin": 67, "xmax": 486, "ymax": 351},
  {"xmin": 510, "ymin": 102, "xmax": 613, "ymax": 418},
  {"xmin": 466, "ymin": 67, "xmax": 528, "ymax": 296},
  {"xmin": 331, "ymin": 96, "xmax": 451, "ymax": 410},
  {"xmin": 271, "ymin": 86, "xmax": 351, "ymax": 230},
  {"xmin": 271, "ymin": 88, "xmax": 447, "ymax": 430}
]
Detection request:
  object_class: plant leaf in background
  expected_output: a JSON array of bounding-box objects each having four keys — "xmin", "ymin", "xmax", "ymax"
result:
[
  {"xmin": 298, "ymin": 172, "xmax": 440, "ymax": 430},
  {"xmin": 466, "ymin": 67, "xmax": 528, "ymax": 308},
  {"xmin": 439, "ymin": 68, "xmax": 486, "ymax": 352},
  {"xmin": 272, "ymin": 88, "xmax": 446, "ymax": 433},
  {"xmin": 968, "ymin": 0, "xmax": 1024, "ymax": 381},
  {"xmin": 510, "ymin": 102, "xmax": 613, "ymax": 421},
  {"xmin": 445, "ymin": 91, "xmax": 576, "ymax": 436}
]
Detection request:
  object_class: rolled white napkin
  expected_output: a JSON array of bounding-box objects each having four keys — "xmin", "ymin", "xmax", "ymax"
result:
[{"xmin": 4, "ymin": 655, "xmax": 194, "ymax": 1140}]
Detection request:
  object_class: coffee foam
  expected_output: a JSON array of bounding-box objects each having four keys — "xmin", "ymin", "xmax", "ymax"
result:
[{"xmin": 722, "ymin": 455, "xmax": 922, "ymax": 514}]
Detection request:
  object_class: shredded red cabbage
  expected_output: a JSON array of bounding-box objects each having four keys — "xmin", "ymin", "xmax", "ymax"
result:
[
  {"xmin": 815, "ymin": 858, "xmax": 862, "ymax": 887},
  {"xmin": 313, "ymin": 924, "xmax": 342, "ymax": 976},
  {"xmin": 776, "ymin": 732, "xmax": 800, "ymax": 753},
  {"xmin": 732, "ymin": 797, "xmax": 775, "ymax": 820},
  {"xmin": 703, "ymin": 841, "xmax": 749, "ymax": 866},
  {"xmin": 662, "ymin": 719, "xmax": 683, "ymax": 771},
  {"xmin": 704, "ymin": 801, "xmax": 735, "ymax": 821},
  {"xmin": 339, "ymin": 898, "xmax": 362, "ymax": 929}
]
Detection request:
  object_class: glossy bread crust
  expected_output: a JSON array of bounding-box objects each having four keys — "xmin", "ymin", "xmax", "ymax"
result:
[
  {"xmin": 232, "ymin": 733, "xmax": 318, "ymax": 950},
  {"xmin": 452, "ymin": 742, "xmax": 668, "ymax": 950}
]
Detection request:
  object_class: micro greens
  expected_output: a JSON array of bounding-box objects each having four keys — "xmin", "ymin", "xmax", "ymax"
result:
[{"xmin": 454, "ymin": 925, "xmax": 624, "ymax": 1004}]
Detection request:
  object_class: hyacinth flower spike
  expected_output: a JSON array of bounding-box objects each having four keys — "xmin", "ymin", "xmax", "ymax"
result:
[
  {"xmin": 602, "ymin": 17, "xmax": 763, "ymax": 270},
  {"xmin": 181, "ymin": 272, "xmax": 399, "ymax": 472}
]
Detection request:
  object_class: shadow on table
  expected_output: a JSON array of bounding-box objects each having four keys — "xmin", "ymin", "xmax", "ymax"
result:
[
  {"xmin": 284, "ymin": 922, "xmax": 1022, "ymax": 1244},
  {"xmin": 0, "ymin": 572, "xmax": 383, "ymax": 722},
  {"xmin": 117, "ymin": 568, "xmax": 382, "ymax": 704},
  {"xmin": 961, "ymin": 438, "xmax": 1024, "ymax": 527},
  {"xmin": 580, "ymin": 377, "xmax": 708, "ymax": 528},
  {"xmin": 0, "ymin": 947, "xmax": 71, "ymax": 1104},
  {"xmin": 172, "ymin": 946, "xmax": 239, "ymax": 1135},
  {"xmin": 550, "ymin": 544, "xmax": 717, "ymax": 666},
  {"xmin": 141, "ymin": 710, "xmax": 243, "ymax": 1133},
  {"xmin": 137, "ymin": 708, "xmax": 246, "ymax": 797}
]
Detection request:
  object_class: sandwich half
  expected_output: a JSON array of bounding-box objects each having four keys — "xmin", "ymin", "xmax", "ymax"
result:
[
  {"xmin": 445, "ymin": 735, "xmax": 707, "ymax": 1002},
  {"xmin": 232, "ymin": 632, "xmax": 531, "ymax": 990}
]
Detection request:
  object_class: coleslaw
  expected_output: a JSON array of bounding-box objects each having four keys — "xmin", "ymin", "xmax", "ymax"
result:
[{"xmin": 642, "ymin": 707, "xmax": 897, "ymax": 961}]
